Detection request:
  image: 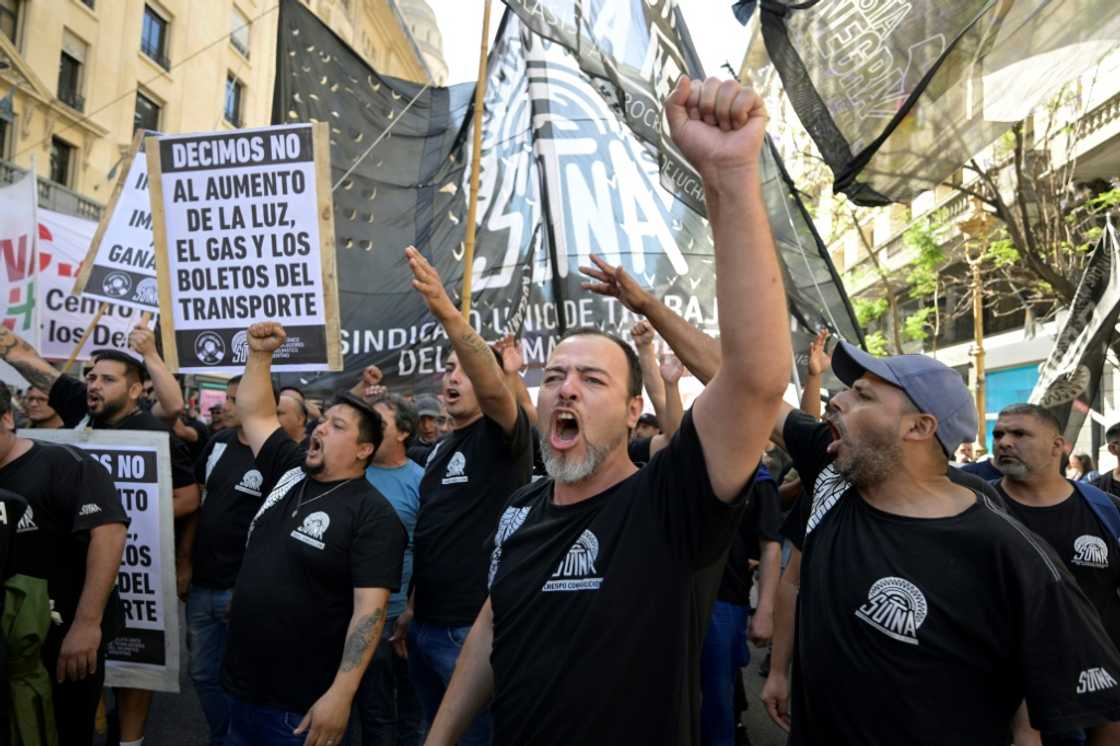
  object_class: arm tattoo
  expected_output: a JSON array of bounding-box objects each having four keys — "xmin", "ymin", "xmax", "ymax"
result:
[
  {"xmin": 460, "ymin": 330, "xmax": 491, "ymax": 357},
  {"xmin": 0, "ymin": 329, "xmax": 59, "ymax": 392},
  {"xmin": 339, "ymin": 607, "xmax": 384, "ymax": 672}
]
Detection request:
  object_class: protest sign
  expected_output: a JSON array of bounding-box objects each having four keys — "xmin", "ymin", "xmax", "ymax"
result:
[
  {"xmin": 0, "ymin": 169, "xmax": 39, "ymax": 348},
  {"xmin": 146, "ymin": 122, "xmax": 341, "ymax": 374},
  {"xmin": 73, "ymin": 130, "xmax": 161, "ymax": 313},
  {"xmin": 38, "ymin": 209, "xmax": 148, "ymax": 361},
  {"xmin": 22, "ymin": 428, "xmax": 179, "ymax": 693}
]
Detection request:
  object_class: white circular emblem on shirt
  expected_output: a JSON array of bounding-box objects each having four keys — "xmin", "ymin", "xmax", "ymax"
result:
[
  {"xmin": 300, "ymin": 511, "xmax": 331, "ymax": 540},
  {"xmin": 240, "ymin": 469, "xmax": 264, "ymax": 491},
  {"xmin": 855, "ymin": 576, "xmax": 928, "ymax": 645},
  {"xmin": 1074, "ymin": 535, "xmax": 1109, "ymax": 568}
]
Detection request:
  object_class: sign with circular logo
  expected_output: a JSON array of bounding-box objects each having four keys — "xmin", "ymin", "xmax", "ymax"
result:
[{"xmin": 194, "ymin": 332, "xmax": 226, "ymax": 366}]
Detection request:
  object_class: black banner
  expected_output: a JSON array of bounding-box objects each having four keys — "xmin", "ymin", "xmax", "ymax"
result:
[
  {"xmin": 272, "ymin": 0, "xmax": 860, "ymax": 393},
  {"xmin": 749, "ymin": 0, "xmax": 1120, "ymax": 205},
  {"xmin": 1030, "ymin": 223, "xmax": 1120, "ymax": 441}
]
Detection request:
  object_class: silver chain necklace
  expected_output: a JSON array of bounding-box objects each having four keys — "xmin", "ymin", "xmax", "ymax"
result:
[{"xmin": 291, "ymin": 478, "xmax": 356, "ymax": 517}]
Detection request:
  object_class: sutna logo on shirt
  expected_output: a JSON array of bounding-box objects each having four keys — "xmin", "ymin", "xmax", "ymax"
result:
[
  {"xmin": 290, "ymin": 510, "xmax": 331, "ymax": 550},
  {"xmin": 235, "ymin": 469, "xmax": 265, "ymax": 496},
  {"xmin": 1073, "ymin": 535, "xmax": 1109, "ymax": 569},
  {"xmin": 442, "ymin": 452, "xmax": 468, "ymax": 485},
  {"xmin": 79, "ymin": 503, "xmax": 102, "ymax": 516},
  {"xmin": 542, "ymin": 530, "xmax": 603, "ymax": 593},
  {"xmin": 16, "ymin": 506, "xmax": 37, "ymax": 534},
  {"xmin": 855, "ymin": 576, "xmax": 928, "ymax": 646},
  {"xmin": 1078, "ymin": 667, "xmax": 1118, "ymax": 694}
]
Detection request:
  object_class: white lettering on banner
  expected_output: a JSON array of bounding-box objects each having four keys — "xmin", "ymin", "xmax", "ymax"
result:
[
  {"xmin": 155, "ymin": 124, "xmax": 331, "ymax": 374},
  {"xmin": 18, "ymin": 430, "xmax": 178, "ymax": 693},
  {"xmin": 80, "ymin": 144, "xmax": 161, "ymax": 313}
]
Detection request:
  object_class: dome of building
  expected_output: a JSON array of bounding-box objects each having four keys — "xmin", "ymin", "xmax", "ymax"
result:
[{"xmin": 396, "ymin": 0, "xmax": 448, "ymax": 85}]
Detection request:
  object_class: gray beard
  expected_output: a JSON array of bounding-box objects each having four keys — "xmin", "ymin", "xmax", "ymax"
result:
[
  {"xmin": 539, "ymin": 430, "xmax": 624, "ymax": 485},
  {"xmin": 995, "ymin": 458, "xmax": 1029, "ymax": 479}
]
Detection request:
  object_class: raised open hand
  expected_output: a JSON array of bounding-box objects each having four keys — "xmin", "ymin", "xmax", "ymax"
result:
[
  {"xmin": 807, "ymin": 329, "xmax": 832, "ymax": 377},
  {"xmin": 579, "ymin": 255, "xmax": 651, "ymax": 314}
]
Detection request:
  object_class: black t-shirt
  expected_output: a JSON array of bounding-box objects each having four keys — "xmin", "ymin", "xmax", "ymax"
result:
[
  {"xmin": 406, "ymin": 439, "xmax": 436, "ymax": 467},
  {"xmin": 49, "ymin": 374, "xmax": 196, "ymax": 489},
  {"xmin": 0, "ymin": 441, "xmax": 129, "ymax": 640},
  {"xmin": 781, "ymin": 409, "xmax": 1120, "ymax": 743},
  {"xmin": 0, "ymin": 490, "xmax": 27, "ymax": 583},
  {"xmin": 413, "ymin": 407, "xmax": 533, "ymax": 626},
  {"xmin": 181, "ymin": 416, "xmax": 210, "ymax": 465},
  {"xmin": 191, "ymin": 429, "xmax": 277, "ymax": 590},
  {"xmin": 999, "ymin": 482, "xmax": 1120, "ymax": 650},
  {"xmin": 628, "ymin": 437, "xmax": 653, "ymax": 466},
  {"xmin": 221, "ymin": 428, "xmax": 406, "ymax": 713},
  {"xmin": 718, "ymin": 467, "xmax": 782, "ymax": 606},
  {"xmin": 487, "ymin": 410, "xmax": 750, "ymax": 746},
  {"xmin": 1093, "ymin": 472, "xmax": 1120, "ymax": 498}
]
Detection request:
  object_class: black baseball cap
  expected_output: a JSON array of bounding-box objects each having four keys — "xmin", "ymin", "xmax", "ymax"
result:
[
  {"xmin": 638, "ymin": 412, "xmax": 659, "ymax": 428},
  {"xmin": 91, "ymin": 349, "xmax": 149, "ymax": 380}
]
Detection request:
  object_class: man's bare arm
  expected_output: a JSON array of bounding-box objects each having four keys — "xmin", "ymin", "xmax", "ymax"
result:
[
  {"xmin": 1088, "ymin": 721, "xmax": 1120, "ymax": 745},
  {"xmin": 495, "ymin": 336, "xmax": 537, "ymax": 427},
  {"xmin": 647, "ymin": 356, "xmax": 686, "ymax": 460},
  {"xmin": 425, "ymin": 599, "xmax": 496, "ymax": 746},
  {"xmin": 406, "ymin": 246, "xmax": 519, "ymax": 434},
  {"xmin": 0, "ymin": 327, "xmax": 61, "ymax": 393},
  {"xmin": 672, "ymin": 77, "xmax": 791, "ymax": 502},
  {"xmin": 749, "ymin": 538, "xmax": 782, "ymax": 646},
  {"xmin": 580, "ymin": 258, "xmax": 721, "ymax": 385},
  {"xmin": 762, "ymin": 548, "xmax": 801, "ymax": 732},
  {"xmin": 295, "ymin": 587, "xmax": 390, "ymax": 745},
  {"xmin": 238, "ymin": 323, "xmax": 286, "ymax": 456},
  {"xmin": 57, "ymin": 522, "xmax": 126, "ymax": 683}
]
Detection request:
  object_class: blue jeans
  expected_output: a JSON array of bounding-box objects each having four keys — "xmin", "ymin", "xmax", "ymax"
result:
[
  {"xmin": 226, "ymin": 699, "xmax": 334, "ymax": 746},
  {"xmin": 407, "ymin": 620, "xmax": 491, "ymax": 746},
  {"xmin": 700, "ymin": 601, "xmax": 751, "ymax": 746},
  {"xmin": 188, "ymin": 586, "xmax": 234, "ymax": 746},
  {"xmin": 356, "ymin": 618, "xmax": 422, "ymax": 746}
]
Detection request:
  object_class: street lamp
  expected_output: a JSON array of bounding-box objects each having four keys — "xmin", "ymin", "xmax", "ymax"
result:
[{"xmin": 958, "ymin": 198, "xmax": 998, "ymax": 454}]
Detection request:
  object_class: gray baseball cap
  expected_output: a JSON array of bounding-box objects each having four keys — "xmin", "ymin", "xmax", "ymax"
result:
[
  {"xmin": 831, "ymin": 341, "xmax": 978, "ymax": 457},
  {"xmin": 414, "ymin": 394, "xmax": 441, "ymax": 419}
]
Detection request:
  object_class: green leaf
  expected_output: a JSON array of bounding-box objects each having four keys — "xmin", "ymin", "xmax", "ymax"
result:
[{"xmin": 864, "ymin": 331, "xmax": 889, "ymax": 357}]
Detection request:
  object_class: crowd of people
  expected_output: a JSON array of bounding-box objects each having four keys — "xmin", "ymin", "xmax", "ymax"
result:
[{"xmin": 2, "ymin": 76, "xmax": 1120, "ymax": 746}]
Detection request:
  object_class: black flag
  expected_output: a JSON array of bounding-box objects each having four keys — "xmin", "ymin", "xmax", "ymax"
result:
[
  {"xmin": 751, "ymin": 0, "xmax": 1120, "ymax": 205},
  {"xmin": 273, "ymin": 0, "xmax": 860, "ymax": 392}
]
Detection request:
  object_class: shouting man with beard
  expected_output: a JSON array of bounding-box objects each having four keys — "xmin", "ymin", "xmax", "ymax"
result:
[
  {"xmin": 423, "ymin": 76, "xmax": 790, "ymax": 746},
  {"xmin": 762, "ymin": 343, "xmax": 1120, "ymax": 745},
  {"xmin": 222, "ymin": 322, "xmax": 406, "ymax": 746}
]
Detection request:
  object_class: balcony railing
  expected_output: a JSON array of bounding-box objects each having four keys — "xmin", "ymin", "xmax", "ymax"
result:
[
  {"xmin": 58, "ymin": 88, "xmax": 85, "ymax": 113},
  {"xmin": 0, "ymin": 158, "xmax": 103, "ymax": 221}
]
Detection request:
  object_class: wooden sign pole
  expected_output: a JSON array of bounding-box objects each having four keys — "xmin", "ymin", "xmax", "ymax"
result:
[{"xmin": 459, "ymin": 0, "xmax": 493, "ymax": 319}]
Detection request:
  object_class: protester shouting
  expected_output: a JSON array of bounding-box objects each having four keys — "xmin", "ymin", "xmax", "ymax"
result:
[
  {"xmin": 0, "ymin": 382, "xmax": 128, "ymax": 746},
  {"xmin": 393, "ymin": 245, "xmax": 534, "ymax": 744},
  {"xmin": 423, "ymin": 75, "xmax": 791, "ymax": 746},
  {"xmin": 221, "ymin": 322, "xmax": 405, "ymax": 746}
]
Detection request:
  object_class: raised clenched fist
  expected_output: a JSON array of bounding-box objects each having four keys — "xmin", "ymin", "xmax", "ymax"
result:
[
  {"xmin": 247, "ymin": 322, "xmax": 287, "ymax": 353},
  {"xmin": 665, "ymin": 76, "xmax": 768, "ymax": 179}
]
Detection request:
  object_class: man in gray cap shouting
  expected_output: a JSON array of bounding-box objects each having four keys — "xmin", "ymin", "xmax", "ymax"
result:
[{"xmin": 765, "ymin": 341, "xmax": 1120, "ymax": 744}]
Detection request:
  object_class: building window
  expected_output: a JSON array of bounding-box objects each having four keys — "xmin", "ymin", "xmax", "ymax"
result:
[
  {"xmin": 80, "ymin": 0, "xmax": 94, "ymax": 8},
  {"xmin": 134, "ymin": 91, "xmax": 160, "ymax": 132},
  {"xmin": 0, "ymin": 119, "xmax": 9, "ymax": 160},
  {"xmin": 0, "ymin": 0, "xmax": 20, "ymax": 44},
  {"xmin": 57, "ymin": 32, "xmax": 87, "ymax": 112},
  {"xmin": 231, "ymin": 6, "xmax": 250, "ymax": 57},
  {"xmin": 50, "ymin": 137, "xmax": 75, "ymax": 187},
  {"xmin": 141, "ymin": 5, "xmax": 170, "ymax": 70},
  {"xmin": 224, "ymin": 75, "xmax": 243, "ymax": 127}
]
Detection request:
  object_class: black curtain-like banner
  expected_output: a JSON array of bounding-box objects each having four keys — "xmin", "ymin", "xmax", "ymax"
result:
[
  {"xmin": 1030, "ymin": 222, "xmax": 1120, "ymax": 443},
  {"xmin": 753, "ymin": 0, "xmax": 1120, "ymax": 205},
  {"xmin": 273, "ymin": 0, "xmax": 860, "ymax": 393}
]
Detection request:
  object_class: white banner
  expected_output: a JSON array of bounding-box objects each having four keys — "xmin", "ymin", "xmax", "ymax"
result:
[
  {"xmin": 74, "ymin": 133, "xmax": 161, "ymax": 313},
  {"xmin": 22, "ymin": 428, "xmax": 180, "ymax": 693},
  {"xmin": 0, "ymin": 170, "xmax": 39, "ymax": 348},
  {"xmin": 37, "ymin": 209, "xmax": 149, "ymax": 361},
  {"xmin": 148, "ymin": 123, "xmax": 340, "ymax": 374}
]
